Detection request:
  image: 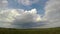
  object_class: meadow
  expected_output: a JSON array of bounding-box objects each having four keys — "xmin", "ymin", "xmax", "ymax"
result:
[{"xmin": 0, "ymin": 27, "xmax": 60, "ymax": 34}]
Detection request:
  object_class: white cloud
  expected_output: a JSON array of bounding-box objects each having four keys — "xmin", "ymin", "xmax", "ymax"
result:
[
  {"xmin": 0, "ymin": 9, "xmax": 19, "ymax": 22},
  {"xmin": 32, "ymin": 0, "xmax": 60, "ymax": 28},
  {"xmin": 17, "ymin": 0, "xmax": 39, "ymax": 6},
  {"xmin": 0, "ymin": 9, "xmax": 42, "ymax": 28},
  {"xmin": 1, "ymin": 0, "xmax": 60, "ymax": 28},
  {"xmin": 40, "ymin": 0, "xmax": 60, "ymax": 28}
]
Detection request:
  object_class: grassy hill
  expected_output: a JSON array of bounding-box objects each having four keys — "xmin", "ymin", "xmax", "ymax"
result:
[{"xmin": 0, "ymin": 27, "xmax": 60, "ymax": 34}]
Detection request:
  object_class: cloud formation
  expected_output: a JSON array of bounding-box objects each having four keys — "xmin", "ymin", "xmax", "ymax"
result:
[
  {"xmin": 0, "ymin": 0, "xmax": 8, "ymax": 9},
  {"xmin": 31, "ymin": 0, "xmax": 60, "ymax": 28},
  {"xmin": 17, "ymin": 0, "xmax": 39, "ymax": 6},
  {"xmin": 0, "ymin": 0, "xmax": 60, "ymax": 28},
  {"xmin": 0, "ymin": 9, "xmax": 42, "ymax": 28},
  {"xmin": 39, "ymin": 0, "xmax": 60, "ymax": 28}
]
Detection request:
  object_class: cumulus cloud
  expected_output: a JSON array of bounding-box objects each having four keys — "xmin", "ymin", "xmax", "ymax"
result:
[
  {"xmin": 0, "ymin": 8, "xmax": 42, "ymax": 28},
  {"xmin": 31, "ymin": 0, "xmax": 60, "ymax": 28},
  {"xmin": 38, "ymin": 0, "xmax": 60, "ymax": 28},
  {"xmin": 0, "ymin": 0, "xmax": 60, "ymax": 28},
  {"xmin": 0, "ymin": 0, "xmax": 8, "ymax": 9},
  {"xmin": 17, "ymin": 0, "xmax": 39, "ymax": 6}
]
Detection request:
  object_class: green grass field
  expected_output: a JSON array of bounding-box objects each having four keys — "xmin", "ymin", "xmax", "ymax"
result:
[{"xmin": 0, "ymin": 27, "xmax": 60, "ymax": 34}]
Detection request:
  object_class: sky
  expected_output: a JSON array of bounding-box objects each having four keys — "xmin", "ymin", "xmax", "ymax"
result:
[{"xmin": 0, "ymin": 0, "xmax": 60, "ymax": 29}]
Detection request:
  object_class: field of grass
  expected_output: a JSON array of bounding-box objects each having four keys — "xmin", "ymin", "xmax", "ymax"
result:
[{"xmin": 0, "ymin": 27, "xmax": 60, "ymax": 34}]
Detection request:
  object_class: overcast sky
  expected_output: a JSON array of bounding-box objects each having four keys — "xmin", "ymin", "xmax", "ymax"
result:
[{"xmin": 0, "ymin": 0, "xmax": 60, "ymax": 29}]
